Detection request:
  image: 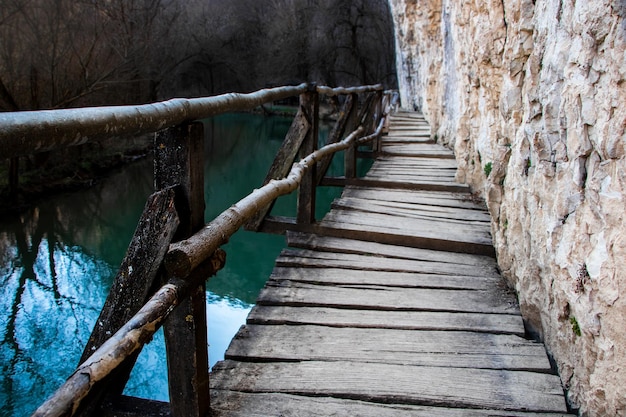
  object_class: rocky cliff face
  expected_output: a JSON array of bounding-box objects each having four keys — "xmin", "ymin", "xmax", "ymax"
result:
[{"xmin": 389, "ymin": 0, "xmax": 626, "ymax": 415}]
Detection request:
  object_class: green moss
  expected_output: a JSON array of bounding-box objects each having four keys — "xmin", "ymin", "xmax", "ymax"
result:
[
  {"xmin": 570, "ymin": 316, "xmax": 581, "ymax": 337},
  {"xmin": 483, "ymin": 162, "xmax": 493, "ymax": 177}
]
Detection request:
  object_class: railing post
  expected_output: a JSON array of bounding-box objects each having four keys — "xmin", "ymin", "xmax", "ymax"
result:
[
  {"xmin": 297, "ymin": 86, "xmax": 319, "ymax": 224},
  {"xmin": 344, "ymin": 93, "xmax": 359, "ymax": 179},
  {"xmin": 154, "ymin": 122, "xmax": 210, "ymax": 417},
  {"xmin": 371, "ymin": 90, "xmax": 384, "ymax": 153}
]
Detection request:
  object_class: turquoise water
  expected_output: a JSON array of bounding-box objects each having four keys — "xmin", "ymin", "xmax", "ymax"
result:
[{"xmin": 0, "ymin": 113, "xmax": 349, "ymax": 416}]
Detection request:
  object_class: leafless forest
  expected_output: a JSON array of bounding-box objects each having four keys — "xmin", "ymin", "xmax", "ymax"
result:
[{"xmin": 0, "ymin": 0, "xmax": 396, "ymax": 111}]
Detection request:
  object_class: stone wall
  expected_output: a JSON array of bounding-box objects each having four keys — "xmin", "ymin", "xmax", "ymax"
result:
[{"xmin": 389, "ymin": 0, "xmax": 626, "ymax": 415}]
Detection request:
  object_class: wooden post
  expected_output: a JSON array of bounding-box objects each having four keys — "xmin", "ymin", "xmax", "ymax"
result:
[
  {"xmin": 297, "ymin": 87, "xmax": 319, "ymax": 225},
  {"xmin": 73, "ymin": 188, "xmax": 179, "ymax": 417},
  {"xmin": 344, "ymin": 93, "xmax": 359, "ymax": 179},
  {"xmin": 371, "ymin": 90, "xmax": 384, "ymax": 153},
  {"xmin": 316, "ymin": 94, "xmax": 356, "ymax": 184},
  {"xmin": 154, "ymin": 122, "xmax": 209, "ymax": 417}
]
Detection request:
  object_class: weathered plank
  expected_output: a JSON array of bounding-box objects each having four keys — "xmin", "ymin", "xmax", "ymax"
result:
[
  {"xmin": 322, "ymin": 206, "xmax": 492, "ymax": 234},
  {"xmin": 382, "ymin": 135, "xmax": 433, "ymax": 143},
  {"xmin": 328, "ymin": 177, "xmax": 471, "ymax": 192},
  {"xmin": 365, "ymin": 171, "xmax": 459, "ymax": 183},
  {"xmin": 246, "ymin": 305, "xmax": 526, "ymax": 335},
  {"xmin": 274, "ymin": 251, "xmax": 498, "ymax": 279},
  {"xmin": 209, "ymin": 391, "xmax": 571, "ymax": 417},
  {"xmin": 332, "ymin": 196, "xmax": 492, "ymax": 222},
  {"xmin": 319, "ymin": 209, "xmax": 494, "ymax": 255},
  {"xmin": 286, "ymin": 232, "xmax": 497, "ymax": 267},
  {"xmin": 380, "ymin": 146, "xmax": 456, "ymax": 158},
  {"xmin": 210, "ymin": 360, "xmax": 568, "ymax": 413},
  {"xmin": 257, "ymin": 281, "xmax": 520, "ymax": 314},
  {"xmin": 226, "ymin": 324, "xmax": 552, "ymax": 371},
  {"xmin": 269, "ymin": 265, "xmax": 500, "ymax": 289},
  {"xmin": 340, "ymin": 186, "xmax": 486, "ymax": 210}
]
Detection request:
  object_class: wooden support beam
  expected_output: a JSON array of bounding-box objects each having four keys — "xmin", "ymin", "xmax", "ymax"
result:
[
  {"xmin": 316, "ymin": 94, "xmax": 355, "ymax": 184},
  {"xmin": 154, "ymin": 122, "xmax": 210, "ymax": 417},
  {"xmin": 344, "ymin": 93, "xmax": 359, "ymax": 180},
  {"xmin": 297, "ymin": 88, "xmax": 319, "ymax": 225},
  {"xmin": 74, "ymin": 188, "xmax": 179, "ymax": 416},
  {"xmin": 244, "ymin": 108, "xmax": 310, "ymax": 231}
]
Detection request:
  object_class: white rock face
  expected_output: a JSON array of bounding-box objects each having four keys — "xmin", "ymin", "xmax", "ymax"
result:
[{"xmin": 389, "ymin": 0, "xmax": 626, "ymax": 415}]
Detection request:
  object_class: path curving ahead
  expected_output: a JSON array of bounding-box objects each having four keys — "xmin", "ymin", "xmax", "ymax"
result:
[{"xmin": 208, "ymin": 112, "xmax": 572, "ymax": 416}]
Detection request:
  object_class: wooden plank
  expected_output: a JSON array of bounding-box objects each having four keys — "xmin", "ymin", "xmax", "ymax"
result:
[
  {"xmin": 382, "ymin": 135, "xmax": 433, "ymax": 143},
  {"xmin": 257, "ymin": 281, "xmax": 520, "ymax": 314},
  {"xmin": 330, "ymin": 177, "xmax": 471, "ymax": 193},
  {"xmin": 365, "ymin": 172, "xmax": 459, "ymax": 183},
  {"xmin": 246, "ymin": 305, "xmax": 526, "ymax": 335},
  {"xmin": 269, "ymin": 266, "xmax": 500, "ymax": 290},
  {"xmin": 286, "ymin": 232, "xmax": 498, "ymax": 267},
  {"xmin": 312, "ymin": 221, "xmax": 495, "ymax": 257},
  {"xmin": 226, "ymin": 324, "xmax": 552, "ymax": 371},
  {"xmin": 380, "ymin": 143, "xmax": 451, "ymax": 153},
  {"xmin": 209, "ymin": 391, "xmax": 571, "ymax": 417},
  {"xmin": 380, "ymin": 149, "xmax": 455, "ymax": 158},
  {"xmin": 332, "ymin": 197, "xmax": 492, "ymax": 222},
  {"xmin": 340, "ymin": 187, "xmax": 486, "ymax": 210},
  {"xmin": 274, "ymin": 251, "xmax": 498, "ymax": 279},
  {"xmin": 210, "ymin": 360, "xmax": 568, "ymax": 413},
  {"xmin": 321, "ymin": 209, "xmax": 493, "ymax": 244},
  {"xmin": 322, "ymin": 206, "xmax": 492, "ymax": 234},
  {"xmin": 371, "ymin": 159, "xmax": 458, "ymax": 169}
]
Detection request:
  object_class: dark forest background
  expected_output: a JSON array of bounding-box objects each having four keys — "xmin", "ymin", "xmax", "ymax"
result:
[{"xmin": 0, "ymin": 0, "xmax": 397, "ymax": 111}]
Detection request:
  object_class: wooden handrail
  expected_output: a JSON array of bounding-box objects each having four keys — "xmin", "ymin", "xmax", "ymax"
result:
[
  {"xmin": 164, "ymin": 125, "xmax": 368, "ymax": 278},
  {"xmin": 0, "ymin": 84, "xmax": 308, "ymax": 159},
  {"xmin": 22, "ymin": 83, "xmax": 394, "ymax": 417}
]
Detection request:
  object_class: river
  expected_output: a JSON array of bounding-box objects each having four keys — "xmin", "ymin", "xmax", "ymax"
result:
[{"xmin": 0, "ymin": 113, "xmax": 347, "ymax": 416}]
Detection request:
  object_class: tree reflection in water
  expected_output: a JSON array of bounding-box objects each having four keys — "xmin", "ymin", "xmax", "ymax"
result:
[{"xmin": 0, "ymin": 113, "xmax": 329, "ymax": 416}]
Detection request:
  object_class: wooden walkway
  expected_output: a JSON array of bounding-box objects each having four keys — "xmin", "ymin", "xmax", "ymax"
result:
[{"xmin": 209, "ymin": 112, "xmax": 571, "ymax": 416}]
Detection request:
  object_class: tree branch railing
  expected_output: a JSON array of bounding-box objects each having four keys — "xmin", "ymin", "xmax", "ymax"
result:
[{"xmin": 0, "ymin": 83, "xmax": 396, "ymax": 417}]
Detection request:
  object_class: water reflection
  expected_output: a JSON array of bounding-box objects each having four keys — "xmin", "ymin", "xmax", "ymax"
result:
[
  {"xmin": 0, "ymin": 113, "xmax": 310, "ymax": 416},
  {"xmin": 0, "ymin": 160, "xmax": 152, "ymax": 417}
]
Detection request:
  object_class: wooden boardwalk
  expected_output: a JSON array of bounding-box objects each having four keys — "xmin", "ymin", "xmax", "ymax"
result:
[{"xmin": 209, "ymin": 112, "xmax": 571, "ymax": 416}]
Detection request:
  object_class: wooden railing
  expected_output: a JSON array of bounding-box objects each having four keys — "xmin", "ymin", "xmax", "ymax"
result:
[{"xmin": 0, "ymin": 83, "xmax": 397, "ymax": 417}]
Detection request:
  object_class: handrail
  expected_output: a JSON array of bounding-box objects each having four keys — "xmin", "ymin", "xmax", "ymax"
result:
[
  {"xmin": 31, "ymin": 119, "xmax": 388, "ymax": 416},
  {"xmin": 0, "ymin": 83, "xmax": 385, "ymax": 160},
  {"xmin": 0, "ymin": 84, "xmax": 307, "ymax": 159},
  {"xmin": 19, "ymin": 83, "xmax": 394, "ymax": 417}
]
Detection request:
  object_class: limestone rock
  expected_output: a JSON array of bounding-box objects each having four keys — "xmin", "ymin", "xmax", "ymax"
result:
[{"xmin": 389, "ymin": 0, "xmax": 626, "ymax": 415}]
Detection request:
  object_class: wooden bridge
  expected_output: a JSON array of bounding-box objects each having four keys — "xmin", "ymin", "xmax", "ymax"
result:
[
  {"xmin": 0, "ymin": 84, "xmax": 571, "ymax": 416},
  {"xmin": 208, "ymin": 112, "xmax": 571, "ymax": 416}
]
